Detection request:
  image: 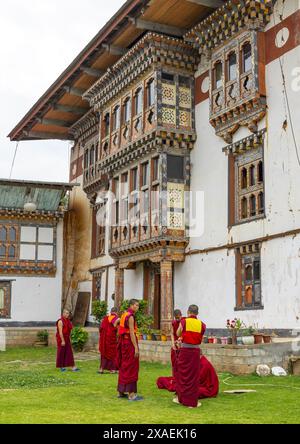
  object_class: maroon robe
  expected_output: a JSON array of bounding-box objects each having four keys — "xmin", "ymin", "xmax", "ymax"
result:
[
  {"xmin": 99, "ymin": 313, "xmax": 119, "ymax": 371},
  {"xmin": 56, "ymin": 317, "xmax": 75, "ymax": 368},
  {"xmin": 117, "ymin": 309, "xmax": 139, "ymax": 393},
  {"xmin": 171, "ymin": 319, "xmax": 181, "ymax": 378},
  {"xmin": 176, "ymin": 317, "xmax": 206, "ymax": 407},
  {"xmin": 156, "ymin": 355, "xmax": 219, "ymax": 399}
]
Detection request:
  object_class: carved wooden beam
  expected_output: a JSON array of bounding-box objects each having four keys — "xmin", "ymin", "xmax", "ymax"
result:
[
  {"xmin": 102, "ymin": 44, "xmax": 126, "ymax": 56},
  {"xmin": 80, "ymin": 66, "xmax": 104, "ymax": 77},
  {"xmin": 37, "ymin": 118, "xmax": 71, "ymax": 128},
  {"xmin": 24, "ymin": 131, "xmax": 73, "ymax": 140},
  {"xmin": 186, "ymin": 0, "xmax": 223, "ymax": 7},
  {"xmin": 129, "ymin": 17, "xmax": 186, "ymax": 37},
  {"xmin": 62, "ymin": 86, "xmax": 85, "ymax": 97},
  {"xmin": 53, "ymin": 104, "xmax": 89, "ymax": 115}
]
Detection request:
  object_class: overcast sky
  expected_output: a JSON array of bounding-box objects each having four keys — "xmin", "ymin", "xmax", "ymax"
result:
[{"xmin": 0, "ymin": 0, "xmax": 124, "ymax": 183}]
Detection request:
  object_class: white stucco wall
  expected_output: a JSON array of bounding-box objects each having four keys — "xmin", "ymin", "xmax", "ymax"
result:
[{"xmin": 0, "ymin": 220, "xmax": 64, "ymax": 324}]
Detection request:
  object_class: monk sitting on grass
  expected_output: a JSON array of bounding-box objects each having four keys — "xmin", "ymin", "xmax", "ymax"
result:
[
  {"xmin": 56, "ymin": 309, "xmax": 79, "ymax": 372},
  {"xmin": 117, "ymin": 299, "xmax": 143, "ymax": 401},
  {"xmin": 171, "ymin": 309, "xmax": 183, "ymax": 378},
  {"xmin": 98, "ymin": 307, "xmax": 120, "ymax": 374}
]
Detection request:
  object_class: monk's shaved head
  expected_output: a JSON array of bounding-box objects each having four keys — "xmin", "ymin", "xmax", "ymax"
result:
[
  {"xmin": 129, "ymin": 299, "xmax": 139, "ymax": 306},
  {"xmin": 111, "ymin": 307, "xmax": 118, "ymax": 313},
  {"xmin": 188, "ymin": 304, "xmax": 199, "ymax": 315},
  {"xmin": 174, "ymin": 309, "xmax": 182, "ymax": 317}
]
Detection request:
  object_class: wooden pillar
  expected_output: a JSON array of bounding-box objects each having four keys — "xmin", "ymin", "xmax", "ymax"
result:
[
  {"xmin": 160, "ymin": 260, "xmax": 173, "ymax": 334},
  {"xmin": 115, "ymin": 266, "xmax": 124, "ymax": 309}
]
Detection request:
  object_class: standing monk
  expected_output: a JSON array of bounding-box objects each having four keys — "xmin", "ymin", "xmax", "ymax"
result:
[
  {"xmin": 117, "ymin": 299, "xmax": 143, "ymax": 401},
  {"xmin": 99, "ymin": 307, "xmax": 120, "ymax": 374},
  {"xmin": 175, "ymin": 305, "xmax": 206, "ymax": 408},
  {"xmin": 56, "ymin": 309, "xmax": 79, "ymax": 372},
  {"xmin": 171, "ymin": 309, "xmax": 182, "ymax": 377}
]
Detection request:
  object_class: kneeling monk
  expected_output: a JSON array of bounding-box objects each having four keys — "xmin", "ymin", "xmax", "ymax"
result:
[
  {"xmin": 117, "ymin": 299, "xmax": 143, "ymax": 401},
  {"xmin": 157, "ymin": 355, "xmax": 219, "ymax": 399},
  {"xmin": 99, "ymin": 307, "xmax": 120, "ymax": 374},
  {"xmin": 175, "ymin": 304, "xmax": 206, "ymax": 408},
  {"xmin": 171, "ymin": 309, "xmax": 183, "ymax": 378},
  {"xmin": 56, "ymin": 309, "xmax": 79, "ymax": 372}
]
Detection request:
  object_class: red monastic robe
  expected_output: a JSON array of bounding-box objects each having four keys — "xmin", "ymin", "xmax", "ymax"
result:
[
  {"xmin": 117, "ymin": 309, "xmax": 139, "ymax": 393},
  {"xmin": 171, "ymin": 319, "xmax": 181, "ymax": 377},
  {"xmin": 56, "ymin": 317, "xmax": 75, "ymax": 368},
  {"xmin": 156, "ymin": 355, "xmax": 219, "ymax": 399},
  {"xmin": 99, "ymin": 313, "xmax": 119, "ymax": 371},
  {"xmin": 176, "ymin": 316, "xmax": 206, "ymax": 407}
]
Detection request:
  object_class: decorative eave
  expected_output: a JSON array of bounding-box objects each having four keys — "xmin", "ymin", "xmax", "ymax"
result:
[
  {"xmin": 185, "ymin": 0, "xmax": 275, "ymax": 52},
  {"xmin": 69, "ymin": 109, "xmax": 100, "ymax": 140},
  {"xmin": 84, "ymin": 32, "xmax": 200, "ymax": 110},
  {"xmin": 222, "ymin": 128, "xmax": 266, "ymax": 155},
  {"xmin": 0, "ymin": 209, "xmax": 65, "ymax": 220}
]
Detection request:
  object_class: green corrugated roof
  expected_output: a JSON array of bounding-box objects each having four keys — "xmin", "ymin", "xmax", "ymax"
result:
[{"xmin": 0, "ymin": 179, "xmax": 76, "ymax": 212}]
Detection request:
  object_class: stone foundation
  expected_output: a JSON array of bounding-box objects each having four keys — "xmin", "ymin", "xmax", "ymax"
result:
[{"xmin": 2, "ymin": 327, "xmax": 300, "ymax": 375}]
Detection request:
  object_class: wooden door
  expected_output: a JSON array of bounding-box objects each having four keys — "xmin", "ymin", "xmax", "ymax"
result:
[{"xmin": 72, "ymin": 292, "xmax": 91, "ymax": 326}]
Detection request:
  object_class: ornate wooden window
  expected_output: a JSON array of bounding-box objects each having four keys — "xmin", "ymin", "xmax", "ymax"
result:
[
  {"xmin": 0, "ymin": 224, "xmax": 18, "ymax": 261},
  {"xmin": 228, "ymin": 52, "xmax": 237, "ymax": 81},
  {"xmin": 121, "ymin": 173, "xmax": 129, "ymax": 241},
  {"xmin": 0, "ymin": 281, "xmax": 12, "ymax": 319},
  {"xmin": 134, "ymin": 87, "xmax": 143, "ymax": 116},
  {"xmin": 141, "ymin": 162, "xmax": 150, "ymax": 237},
  {"xmin": 236, "ymin": 244, "xmax": 262, "ymax": 310},
  {"xmin": 92, "ymin": 204, "xmax": 106, "ymax": 258},
  {"xmin": 242, "ymin": 42, "xmax": 252, "ymax": 73},
  {"xmin": 214, "ymin": 61, "xmax": 223, "ymax": 89},
  {"xmin": 19, "ymin": 226, "xmax": 55, "ymax": 262},
  {"xmin": 146, "ymin": 78, "xmax": 155, "ymax": 108},
  {"xmin": 112, "ymin": 105, "xmax": 121, "ymax": 131},
  {"xmin": 103, "ymin": 112, "xmax": 110, "ymax": 137}
]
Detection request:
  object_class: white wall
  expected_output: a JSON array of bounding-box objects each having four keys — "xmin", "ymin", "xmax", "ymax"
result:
[{"xmin": 0, "ymin": 220, "xmax": 64, "ymax": 324}]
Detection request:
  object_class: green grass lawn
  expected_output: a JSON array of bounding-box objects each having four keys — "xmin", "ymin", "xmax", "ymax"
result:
[{"xmin": 0, "ymin": 347, "xmax": 300, "ymax": 424}]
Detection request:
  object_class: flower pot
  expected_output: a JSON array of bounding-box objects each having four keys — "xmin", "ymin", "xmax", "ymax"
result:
[
  {"xmin": 237, "ymin": 337, "xmax": 243, "ymax": 345},
  {"xmin": 208, "ymin": 337, "xmax": 214, "ymax": 344},
  {"xmin": 166, "ymin": 335, "xmax": 172, "ymax": 341},
  {"xmin": 203, "ymin": 336, "xmax": 209, "ymax": 344},
  {"xmin": 155, "ymin": 334, "xmax": 161, "ymax": 341},
  {"xmin": 138, "ymin": 334, "xmax": 143, "ymax": 341},
  {"xmin": 242, "ymin": 335, "xmax": 255, "ymax": 346},
  {"xmin": 227, "ymin": 337, "xmax": 233, "ymax": 345},
  {"xmin": 147, "ymin": 334, "xmax": 152, "ymax": 341},
  {"xmin": 216, "ymin": 338, "xmax": 221, "ymax": 344},
  {"xmin": 143, "ymin": 334, "xmax": 147, "ymax": 340},
  {"xmin": 161, "ymin": 334, "xmax": 167, "ymax": 342},
  {"xmin": 221, "ymin": 337, "xmax": 228, "ymax": 345},
  {"xmin": 151, "ymin": 334, "xmax": 157, "ymax": 341},
  {"xmin": 263, "ymin": 335, "xmax": 272, "ymax": 344},
  {"xmin": 254, "ymin": 333, "xmax": 264, "ymax": 344}
]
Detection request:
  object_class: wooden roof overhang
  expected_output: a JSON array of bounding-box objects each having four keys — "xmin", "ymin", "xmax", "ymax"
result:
[{"xmin": 8, "ymin": 0, "xmax": 226, "ymax": 143}]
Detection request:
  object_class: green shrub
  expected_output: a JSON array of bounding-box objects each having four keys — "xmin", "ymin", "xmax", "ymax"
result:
[
  {"xmin": 91, "ymin": 300, "xmax": 108, "ymax": 323},
  {"xmin": 71, "ymin": 327, "xmax": 89, "ymax": 352},
  {"xmin": 120, "ymin": 299, "xmax": 153, "ymax": 331},
  {"xmin": 37, "ymin": 330, "xmax": 49, "ymax": 343}
]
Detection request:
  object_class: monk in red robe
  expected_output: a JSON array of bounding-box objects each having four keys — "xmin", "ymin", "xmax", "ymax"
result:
[
  {"xmin": 117, "ymin": 299, "xmax": 143, "ymax": 401},
  {"xmin": 171, "ymin": 309, "xmax": 183, "ymax": 378},
  {"xmin": 56, "ymin": 309, "xmax": 79, "ymax": 372},
  {"xmin": 98, "ymin": 307, "xmax": 120, "ymax": 374},
  {"xmin": 174, "ymin": 304, "xmax": 206, "ymax": 408},
  {"xmin": 157, "ymin": 355, "xmax": 219, "ymax": 399}
]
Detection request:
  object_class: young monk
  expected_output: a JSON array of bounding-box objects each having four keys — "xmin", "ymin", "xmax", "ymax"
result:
[
  {"xmin": 171, "ymin": 309, "xmax": 182, "ymax": 377},
  {"xmin": 117, "ymin": 299, "xmax": 143, "ymax": 401},
  {"xmin": 157, "ymin": 355, "xmax": 219, "ymax": 399},
  {"xmin": 174, "ymin": 304, "xmax": 206, "ymax": 408},
  {"xmin": 98, "ymin": 307, "xmax": 120, "ymax": 374},
  {"xmin": 56, "ymin": 309, "xmax": 79, "ymax": 372}
]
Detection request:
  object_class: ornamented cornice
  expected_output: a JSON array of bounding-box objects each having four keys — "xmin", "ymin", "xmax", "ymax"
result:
[
  {"xmin": 0, "ymin": 209, "xmax": 63, "ymax": 220},
  {"xmin": 84, "ymin": 32, "xmax": 199, "ymax": 110},
  {"xmin": 222, "ymin": 128, "xmax": 266, "ymax": 155},
  {"xmin": 185, "ymin": 0, "xmax": 274, "ymax": 52},
  {"xmin": 70, "ymin": 110, "xmax": 99, "ymax": 140}
]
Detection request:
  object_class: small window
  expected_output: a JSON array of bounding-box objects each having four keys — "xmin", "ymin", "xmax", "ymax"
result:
[
  {"xmin": 9, "ymin": 227, "xmax": 16, "ymax": 242},
  {"xmin": 0, "ymin": 245, "xmax": 5, "ymax": 258},
  {"xmin": 250, "ymin": 195, "xmax": 256, "ymax": 217},
  {"xmin": 241, "ymin": 197, "xmax": 248, "ymax": 219},
  {"xmin": 0, "ymin": 227, "xmax": 7, "ymax": 242},
  {"xmin": 152, "ymin": 157, "xmax": 159, "ymax": 182},
  {"xmin": 123, "ymin": 97, "xmax": 131, "ymax": 123},
  {"xmin": 179, "ymin": 76, "xmax": 190, "ymax": 87},
  {"xmin": 0, "ymin": 288, "xmax": 4, "ymax": 310},
  {"xmin": 142, "ymin": 163, "xmax": 149, "ymax": 187},
  {"xmin": 167, "ymin": 155, "xmax": 184, "ymax": 181},
  {"xmin": 258, "ymin": 192, "xmax": 264, "ymax": 214},
  {"xmin": 249, "ymin": 165, "xmax": 255, "ymax": 186},
  {"xmin": 112, "ymin": 106, "xmax": 120, "ymax": 131},
  {"xmin": 243, "ymin": 42, "xmax": 252, "ymax": 73},
  {"xmin": 214, "ymin": 62, "xmax": 223, "ymax": 89},
  {"xmin": 90, "ymin": 146, "xmax": 95, "ymax": 165},
  {"xmin": 131, "ymin": 168, "xmax": 138, "ymax": 192},
  {"xmin": 258, "ymin": 161, "xmax": 263, "ymax": 182},
  {"xmin": 147, "ymin": 79, "xmax": 155, "ymax": 108},
  {"xmin": 162, "ymin": 72, "xmax": 174, "ymax": 82},
  {"xmin": 104, "ymin": 113, "xmax": 110, "ymax": 137},
  {"xmin": 8, "ymin": 245, "xmax": 15, "ymax": 258},
  {"xmin": 228, "ymin": 52, "xmax": 237, "ymax": 81},
  {"xmin": 241, "ymin": 168, "xmax": 247, "ymax": 189},
  {"xmin": 134, "ymin": 88, "xmax": 143, "ymax": 115}
]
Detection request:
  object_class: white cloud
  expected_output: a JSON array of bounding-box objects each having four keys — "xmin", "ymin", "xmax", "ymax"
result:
[{"xmin": 0, "ymin": 0, "xmax": 124, "ymax": 182}]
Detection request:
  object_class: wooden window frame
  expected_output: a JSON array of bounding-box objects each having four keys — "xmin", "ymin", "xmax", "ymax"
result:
[
  {"xmin": 0, "ymin": 280, "xmax": 13, "ymax": 319},
  {"xmin": 235, "ymin": 248, "xmax": 263, "ymax": 311}
]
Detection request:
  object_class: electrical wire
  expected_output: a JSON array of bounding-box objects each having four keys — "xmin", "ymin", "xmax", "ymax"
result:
[{"xmin": 9, "ymin": 142, "xmax": 19, "ymax": 179}]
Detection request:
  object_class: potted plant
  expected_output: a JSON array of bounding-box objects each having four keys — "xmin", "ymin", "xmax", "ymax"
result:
[
  {"xmin": 263, "ymin": 333, "xmax": 272, "ymax": 344},
  {"xmin": 226, "ymin": 318, "xmax": 246, "ymax": 345},
  {"xmin": 221, "ymin": 337, "xmax": 228, "ymax": 345},
  {"xmin": 71, "ymin": 326, "xmax": 89, "ymax": 352},
  {"xmin": 252, "ymin": 324, "xmax": 264, "ymax": 344},
  {"xmin": 161, "ymin": 333, "xmax": 168, "ymax": 341},
  {"xmin": 241, "ymin": 326, "xmax": 255, "ymax": 345},
  {"xmin": 147, "ymin": 329, "xmax": 152, "ymax": 341},
  {"xmin": 139, "ymin": 327, "xmax": 148, "ymax": 341},
  {"xmin": 152, "ymin": 329, "xmax": 161, "ymax": 341},
  {"xmin": 92, "ymin": 300, "xmax": 107, "ymax": 324},
  {"xmin": 208, "ymin": 336, "xmax": 215, "ymax": 344},
  {"xmin": 36, "ymin": 330, "xmax": 49, "ymax": 347}
]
